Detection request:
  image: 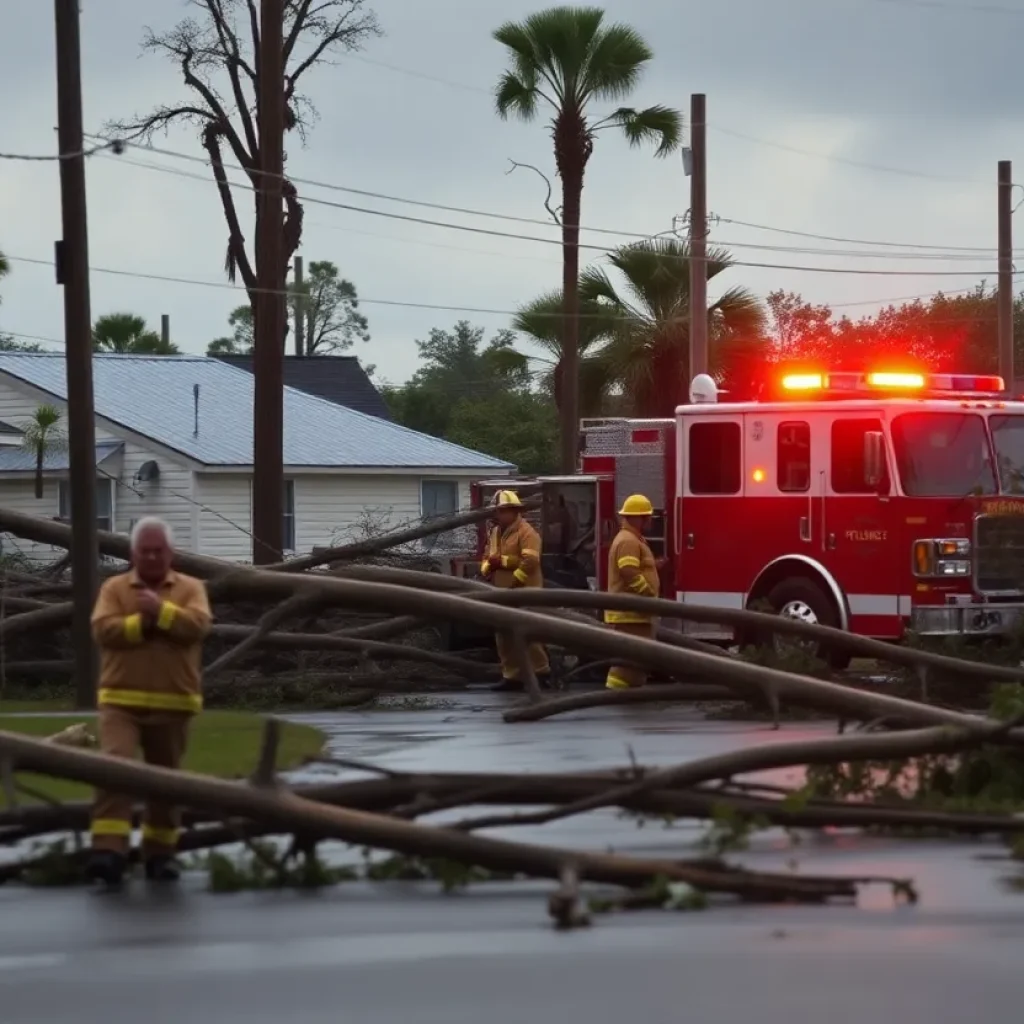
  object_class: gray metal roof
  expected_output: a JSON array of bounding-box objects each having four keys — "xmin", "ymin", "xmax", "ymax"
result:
[
  {"xmin": 0, "ymin": 440, "xmax": 123, "ymax": 474},
  {"xmin": 0, "ymin": 353, "xmax": 514, "ymax": 471}
]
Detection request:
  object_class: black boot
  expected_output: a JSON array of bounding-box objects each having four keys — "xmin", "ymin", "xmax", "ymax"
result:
[
  {"xmin": 86, "ymin": 850, "xmax": 127, "ymax": 890},
  {"xmin": 144, "ymin": 855, "xmax": 181, "ymax": 883}
]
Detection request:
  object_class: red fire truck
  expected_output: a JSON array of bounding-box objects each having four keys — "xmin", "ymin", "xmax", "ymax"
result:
[{"xmin": 459, "ymin": 369, "xmax": 1024, "ymax": 668}]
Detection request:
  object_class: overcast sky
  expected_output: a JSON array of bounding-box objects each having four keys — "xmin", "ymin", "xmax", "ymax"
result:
[{"xmin": 0, "ymin": 0, "xmax": 1020, "ymax": 385}]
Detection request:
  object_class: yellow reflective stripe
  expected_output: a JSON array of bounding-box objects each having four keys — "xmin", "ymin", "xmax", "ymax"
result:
[
  {"xmin": 521, "ymin": 548, "xmax": 539, "ymax": 558},
  {"xmin": 98, "ymin": 688, "xmax": 202, "ymax": 713},
  {"xmin": 480, "ymin": 560, "xmax": 490, "ymax": 573},
  {"xmin": 141, "ymin": 824, "xmax": 180, "ymax": 846},
  {"xmin": 500, "ymin": 555, "xmax": 512, "ymax": 568},
  {"xmin": 604, "ymin": 610, "xmax": 651, "ymax": 624},
  {"xmin": 628, "ymin": 577, "xmax": 651, "ymax": 593},
  {"xmin": 91, "ymin": 818, "xmax": 132, "ymax": 837},
  {"xmin": 123, "ymin": 613, "xmax": 143, "ymax": 644},
  {"xmin": 156, "ymin": 601, "xmax": 178, "ymax": 631},
  {"xmin": 513, "ymin": 568, "xmax": 529, "ymax": 584},
  {"xmin": 617, "ymin": 556, "xmax": 641, "ymax": 569},
  {"xmin": 605, "ymin": 674, "xmax": 632, "ymax": 690}
]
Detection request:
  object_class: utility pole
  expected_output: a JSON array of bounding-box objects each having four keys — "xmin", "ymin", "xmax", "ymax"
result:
[
  {"xmin": 54, "ymin": 0, "xmax": 98, "ymax": 711},
  {"xmin": 688, "ymin": 93, "xmax": 708, "ymax": 380},
  {"xmin": 998, "ymin": 160, "xmax": 1014, "ymax": 392},
  {"xmin": 161, "ymin": 314, "xmax": 170, "ymax": 348},
  {"xmin": 292, "ymin": 255, "xmax": 305, "ymax": 357},
  {"xmin": 251, "ymin": 0, "xmax": 285, "ymax": 564}
]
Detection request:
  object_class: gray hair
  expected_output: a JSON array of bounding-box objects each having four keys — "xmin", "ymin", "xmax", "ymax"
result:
[{"xmin": 130, "ymin": 516, "xmax": 174, "ymax": 549}]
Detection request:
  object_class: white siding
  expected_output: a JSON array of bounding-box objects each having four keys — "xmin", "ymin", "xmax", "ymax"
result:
[
  {"xmin": 194, "ymin": 475, "xmax": 252, "ymax": 563},
  {"xmin": 192, "ymin": 472, "xmax": 480, "ymax": 561},
  {"xmin": 0, "ymin": 376, "xmax": 196, "ymax": 562},
  {"xmin": 113, "ymin": 442, "xmax": 194, "ymax": 549}
]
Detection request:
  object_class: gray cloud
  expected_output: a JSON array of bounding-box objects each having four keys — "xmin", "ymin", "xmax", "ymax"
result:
[{"xmin": 1, "ymin": 0, "xmax": 1021, "ymax": 382}]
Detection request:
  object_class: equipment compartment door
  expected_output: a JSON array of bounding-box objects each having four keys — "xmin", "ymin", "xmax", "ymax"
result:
[{"xmin": 824, "ymin": 414, "xmax": 902, "ymax": 637}]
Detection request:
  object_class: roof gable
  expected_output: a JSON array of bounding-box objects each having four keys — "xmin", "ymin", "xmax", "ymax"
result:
[
  {"xmin": 213, "ymin": 354, "xmax": 391, "ymax": 420},
  {"xmin": 0, "ymin": 353, "xmax": 513, "ymax": 471}
]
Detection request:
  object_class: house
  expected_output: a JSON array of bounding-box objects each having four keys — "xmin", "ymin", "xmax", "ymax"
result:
[
  {"xmin": 213, "ymin": 354, "xmax": 391, "ymax": 420},
  {"xmin": 0, "ymin": 353, "xmax": 514, "ymax": 563}
]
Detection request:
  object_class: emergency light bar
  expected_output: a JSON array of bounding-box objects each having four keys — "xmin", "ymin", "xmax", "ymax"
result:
[{"xmin": 780, "ymin": 371, "xmax": 1005, "ymax": 395}]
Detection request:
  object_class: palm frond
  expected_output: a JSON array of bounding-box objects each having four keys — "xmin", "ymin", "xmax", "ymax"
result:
[
  {"xmin": 495, "ymin": 71, "xmax": 538, "ymax": 120},
  {"xmin": 581, "ymin": 24, "xmax": 653, "ymax": 102},
  {"xmin": 604, "ymin": 105, "xmax": 682, "ymax": 156}
]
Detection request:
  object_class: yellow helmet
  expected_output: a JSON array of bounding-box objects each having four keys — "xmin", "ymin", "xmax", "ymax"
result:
[
  {"xmin": 618, "ymin": 494, "xmax": 654, "ymax": 517},
  {"xmin": 492, "ymin": 489, "xmax": 523, "ymax": 510}
]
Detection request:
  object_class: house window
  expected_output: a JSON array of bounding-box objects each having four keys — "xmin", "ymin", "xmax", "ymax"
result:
[
  {"xmin": 421, "ymin": 479, "xmax": 459, "ymax": 519},
  {"xmin": 831, "ymin": 419, "xmax": 889, "ymax": 494},
  {"xmin": 58, "ymin": 478, "xmax": 114, "ymax": 532},
  {"xmin": 282, "ymin": 479, "xmax": 295, "ymax": 552},
  {"xmin": 777, "ymin": 421, "xmax": 811, "ymax": 493},
  {"xmin": 688, "ymin": 422, "xmax": 741, "ymax": 495}
]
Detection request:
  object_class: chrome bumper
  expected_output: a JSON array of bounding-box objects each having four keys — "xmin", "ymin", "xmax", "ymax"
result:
[{"xmin": 910, "ymin": 603, "xmax": 1024, "ymax": 637}]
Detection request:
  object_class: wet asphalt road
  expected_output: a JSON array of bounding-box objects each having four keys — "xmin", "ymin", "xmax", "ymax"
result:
[{"xmin": 3, "ymin": 692, "xmax": 1024, "ymax": 1021}]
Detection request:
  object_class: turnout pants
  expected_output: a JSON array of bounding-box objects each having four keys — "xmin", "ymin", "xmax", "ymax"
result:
[
  {"xmin": 605, "ymin": 621, "xmax": 656, "ymax": 690},
  {"xmin": 90, "ymin": 705, "xmax": 193, "ymax": 859},
  {"xmin": 494, "ymin": 631, "xmax": 550, "ymax": 681}
]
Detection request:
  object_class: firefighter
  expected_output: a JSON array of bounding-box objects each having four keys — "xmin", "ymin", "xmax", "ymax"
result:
[
  {"xmin": 480, "ymin": 489, "xmax": 551, "ymax": 691},
  {"xmin": 86, "ymin": 516, "xmax": 212, "ymax": 888},
  {"xmin": 605, "ymin": 494, "xmax": 661, "ymax": 690}
]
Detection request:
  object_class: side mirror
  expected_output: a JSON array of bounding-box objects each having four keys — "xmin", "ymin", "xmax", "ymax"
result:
[{"xmin": 864, "ymin": 431, "xmax": 885, "ymax": 488}]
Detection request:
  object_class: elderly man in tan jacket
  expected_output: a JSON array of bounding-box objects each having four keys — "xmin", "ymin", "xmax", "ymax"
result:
[{"xmin": 87, "ymin": 516, "xmax": 212, "ymax": 888}]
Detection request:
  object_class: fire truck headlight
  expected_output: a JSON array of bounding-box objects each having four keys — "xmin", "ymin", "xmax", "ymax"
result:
[
  {"xmin": 913, "ymin": 540, "xmax": 934, "ymax": 575},
  {"xmin": 914, "ymin": 538, "xmax": 970, "ymax": 576}
]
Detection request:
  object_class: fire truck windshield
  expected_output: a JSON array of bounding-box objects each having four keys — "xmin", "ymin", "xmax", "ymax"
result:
[
  {"xmin": 989, "ymin": 415, "xmax": 1024, "ymax": 494},
  {"xmin": 890, "ymin": 412, "xmax": 997, "ymax": 496}
]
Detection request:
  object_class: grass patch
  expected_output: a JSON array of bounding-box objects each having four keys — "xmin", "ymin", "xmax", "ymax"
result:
[
  {"xmin": 0, "ymin": 711, "xmax": 327, "ymax": 804},
  {"xmin": 0, "ymin": 698, "xmax": 75, "ymax": 713}
]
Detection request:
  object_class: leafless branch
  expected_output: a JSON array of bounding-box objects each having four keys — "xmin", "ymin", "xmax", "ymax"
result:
[{"xmin": 506, "ymin": 158, "xmax": 562, "ymax": 225}]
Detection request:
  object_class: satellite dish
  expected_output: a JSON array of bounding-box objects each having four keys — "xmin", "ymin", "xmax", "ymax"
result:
[{"xmin": 136, "ymin": 459, "xmax": 160, "ymax": 482}]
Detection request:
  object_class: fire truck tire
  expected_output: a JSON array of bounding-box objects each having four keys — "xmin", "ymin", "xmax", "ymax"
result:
[{"xmin": 764, "ymin": 578, "xmax": 852, "ymax": 671}]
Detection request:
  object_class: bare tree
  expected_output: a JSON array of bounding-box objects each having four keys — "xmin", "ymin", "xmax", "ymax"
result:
[{"xmin": 105, "ymin": 0, "xmax": 381, "ymax": 305}]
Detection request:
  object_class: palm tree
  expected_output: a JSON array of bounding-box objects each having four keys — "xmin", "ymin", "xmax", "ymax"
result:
[
  {"xmin": 494, "ymin": 6, "xmax": 681, "ymax": 471},
  {"xmin": 580, "ymin": 238, "xmax": 765, "ymax": 416},
  {"xmin": 21, "ymin": 405, "xmax": 66, "ymax": 500},
  {"xmin": 511, "ymin": 289, "xmax": 617, "ymax": 416},
  {"xmin": 0, "ymin": 249, "xmax": 9, "ymax": 294},
  {"xmin": 93, "ymin": 313, "xmax": 180, "ymax": 354}
]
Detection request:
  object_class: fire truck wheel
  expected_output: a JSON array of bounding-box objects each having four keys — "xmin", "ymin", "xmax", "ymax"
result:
[{"xmin": 764, "ymin": 578, "xmax": 851, "ymax": 671}]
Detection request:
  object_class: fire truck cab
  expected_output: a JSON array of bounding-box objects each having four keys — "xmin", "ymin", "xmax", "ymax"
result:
[{"xmin": 467, "ymin": 369, "xmax": 1024, "ymax": 666}]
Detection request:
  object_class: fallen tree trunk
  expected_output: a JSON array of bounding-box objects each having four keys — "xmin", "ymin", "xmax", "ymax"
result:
[{"xmin": 0, "ymin": 729, "xmax": 894, "ymax": 900}]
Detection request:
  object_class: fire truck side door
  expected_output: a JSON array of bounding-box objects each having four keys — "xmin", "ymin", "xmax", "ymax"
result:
[
  {"xmin": 823, "ymin": 414, "xmax": 901, "ymax": 636},
  {"xmin": 677, "ymin": 414, "xmax": 748, "ymax": 610}
]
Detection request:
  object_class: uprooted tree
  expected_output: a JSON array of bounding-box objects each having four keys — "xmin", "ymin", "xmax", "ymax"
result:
[
  {"xmin": 105, "ymin": 0, "xmax": 382, "ymax": 301},
  {"xmin": 5, "ymin": 502, "xmax": 1024, "ymax": 920}
]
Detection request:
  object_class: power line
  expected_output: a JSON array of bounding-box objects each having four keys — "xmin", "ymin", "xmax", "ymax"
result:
[
  {"xmin": 706, "ymin": 124, "xmax": 988, "ymax": 185},
  {"xmin": 0, "ymin": 140, "xmax": 117, "ymax": 162},
  {"xmin": 716, "ymin": 216, "xmax": 1005, "ymax": 255},
  {"xmin": 94, "ymin": 136, "xmax": 1006, "ymax": 258},
  {"xmin": 90, "ymin": 147, "xmax": 1005, "ymax": 272}
]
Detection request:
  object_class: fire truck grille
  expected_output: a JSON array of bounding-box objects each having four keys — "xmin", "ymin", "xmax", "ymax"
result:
[{"xmin": 975, "ymin": 515, "xmax": 1024, "ymax": 593}]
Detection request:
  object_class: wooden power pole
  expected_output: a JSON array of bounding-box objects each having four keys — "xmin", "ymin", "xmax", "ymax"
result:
[
  {"xmin": 251, "ymin": 0, "xmax": 286, "ymax": 563},
  {"xmin": 998, "ymin": 160, "xmax": 1014, "ymax": 392},
  {"xmin": 688, "ymin": 93, "xmax": 708, "ymax": 379},
  {"xmin": 293, "ymin": 255, "xmax": 305, "ymax": 357},
  {"xmin": 54, "ymin": 0, "xmax": 98, "ymax": 710}
]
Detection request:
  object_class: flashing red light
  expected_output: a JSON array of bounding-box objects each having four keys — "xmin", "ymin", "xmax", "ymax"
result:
[
  {"xmin": 866, "ymin": 371, "xmax": 924, "ymax": 388},
  {"xmin": 781, "ymin": 373, "xmax": 824, "ymax": 390}
]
